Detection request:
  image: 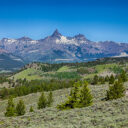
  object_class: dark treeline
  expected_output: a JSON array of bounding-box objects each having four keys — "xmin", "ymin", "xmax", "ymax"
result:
[{"xmin": 0, "ymin": 79, "xmax": 76, "ymax": 99}]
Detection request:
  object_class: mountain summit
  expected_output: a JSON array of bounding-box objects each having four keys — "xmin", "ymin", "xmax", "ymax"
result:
[{"xmin": 51, "ymin": 29, "xmax": 62, "ymax": 38}]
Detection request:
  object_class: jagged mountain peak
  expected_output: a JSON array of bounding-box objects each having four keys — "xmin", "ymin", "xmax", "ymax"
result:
[
  {"xmin": 51, "ymin": 29, "xmax": 62, "ymax": 38},
  {"xmin": 74, "ymin": 34, "xmax": 88, "ymax": 41}
]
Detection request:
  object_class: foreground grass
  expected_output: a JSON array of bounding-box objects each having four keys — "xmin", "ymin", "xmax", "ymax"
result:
[{"xmin": 0, "ymin": 82, "xmax": 128, "ymax": 128}]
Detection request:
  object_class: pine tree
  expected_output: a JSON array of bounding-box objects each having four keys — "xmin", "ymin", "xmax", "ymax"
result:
[
  {"xmin": 106, "ymin": 80, "xmax": 125, "ymax": 100},
  {"xmin": 68, "ymin": 81, "xmax": 81, "ymax": 108},
  {"xmin": 105, "ymin": 75, "xmax": 109, "ymax": 82},
  {"xmin": 16, "ymin": 100, "xmax": 26, "ymax": 116},
  {"xmin": 109, "ymin": 74, "xmax": 115, "ymax": 84},
  {"xmin": 29, "ymin": 106, "xmax": 34, "ymax": 112},
  {"xmin": 57, "ymin": 81, "xmax": 81, "ymax": 110},
  {"xmin": 5, "ymin": 97, "xmax": 15, "ymax": 117},
  {"xmin": 92, "ymin": 75, "xmax": 98, "ymax": 85},
  {"xmin": 47, "ymin": 91, "xmax": 53, "ymax": 107},
  {"xmin": 117, "ymin": 75, "xmax": 123, "ymax": 83},
  {"xmin": 38, "ymin": 91, "xmax": 47, "ymax": 109},
  {"xmin": 57, "ymin": 81, "xmax": 93, "ymax": 110},
  {"xmin": 120, "ymin": 70, "xmax": 127, "ymax": 82},
  {"xmin": 77, "ymin": 81, "xmax": 93, "ymax": 107},
  {"xmin": 99, "ymin": 77, "xmax": 105, "ymax": 84}
]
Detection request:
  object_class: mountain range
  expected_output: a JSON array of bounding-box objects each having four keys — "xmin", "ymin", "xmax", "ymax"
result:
[{"xmin": 0, "ymin": 29, "xmax": 128, "ymax": 71}]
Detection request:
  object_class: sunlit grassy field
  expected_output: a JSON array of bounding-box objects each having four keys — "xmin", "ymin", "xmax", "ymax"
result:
[{"xmin": 13, "ymin": 68, "xmax": 43, "ymax": 80}]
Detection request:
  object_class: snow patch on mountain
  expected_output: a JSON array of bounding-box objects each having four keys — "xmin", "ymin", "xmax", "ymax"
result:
[
  {"xmin": 7, "ymin": 39, "xmax": 17, "ymax": 44},
  {"xmin": 55, "ymin": 36, "xmax": 86, "ymax": 46},
  {"xmin": 29, "ymin": 40, "xmax": 38, "ymax": 44},
  {"xmin": 56, "ymin": 36, "xmax": 78, "ymax": 45},
  {"xmin": 3, "ymin": 39, "xmax": 17, "ymax": 44},
  {"xmin": 28, "ymin": 50, "xmax": 39, "ymax": 53},
  {"xmin": 113, "ymin": 52, "xmax": 128, "ymax": 58}
]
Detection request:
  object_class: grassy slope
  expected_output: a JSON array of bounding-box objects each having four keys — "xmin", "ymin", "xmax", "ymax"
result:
[
  {"xmin": 0, "ymin": 82, "xmax": 128, "ymax": 128},
  {"xmin": 57, "ymin": 66, "xmax": 70, "ymax": 72},
  {"xmin": 13, "ymin": 68, "xmax": 43, "ymax": 80},
  {"xmin": 13, "ymin": 66, "xmax": 79, "ymax": 81},
  {"xmin": 13, "ymin": 64, "xmax": 117, "ymax": 81}
]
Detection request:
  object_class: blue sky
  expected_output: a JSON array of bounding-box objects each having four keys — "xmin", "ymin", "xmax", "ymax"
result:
[{"xmin": 0, "ymin": 0, "xmax": 128, "ymax": 42}]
